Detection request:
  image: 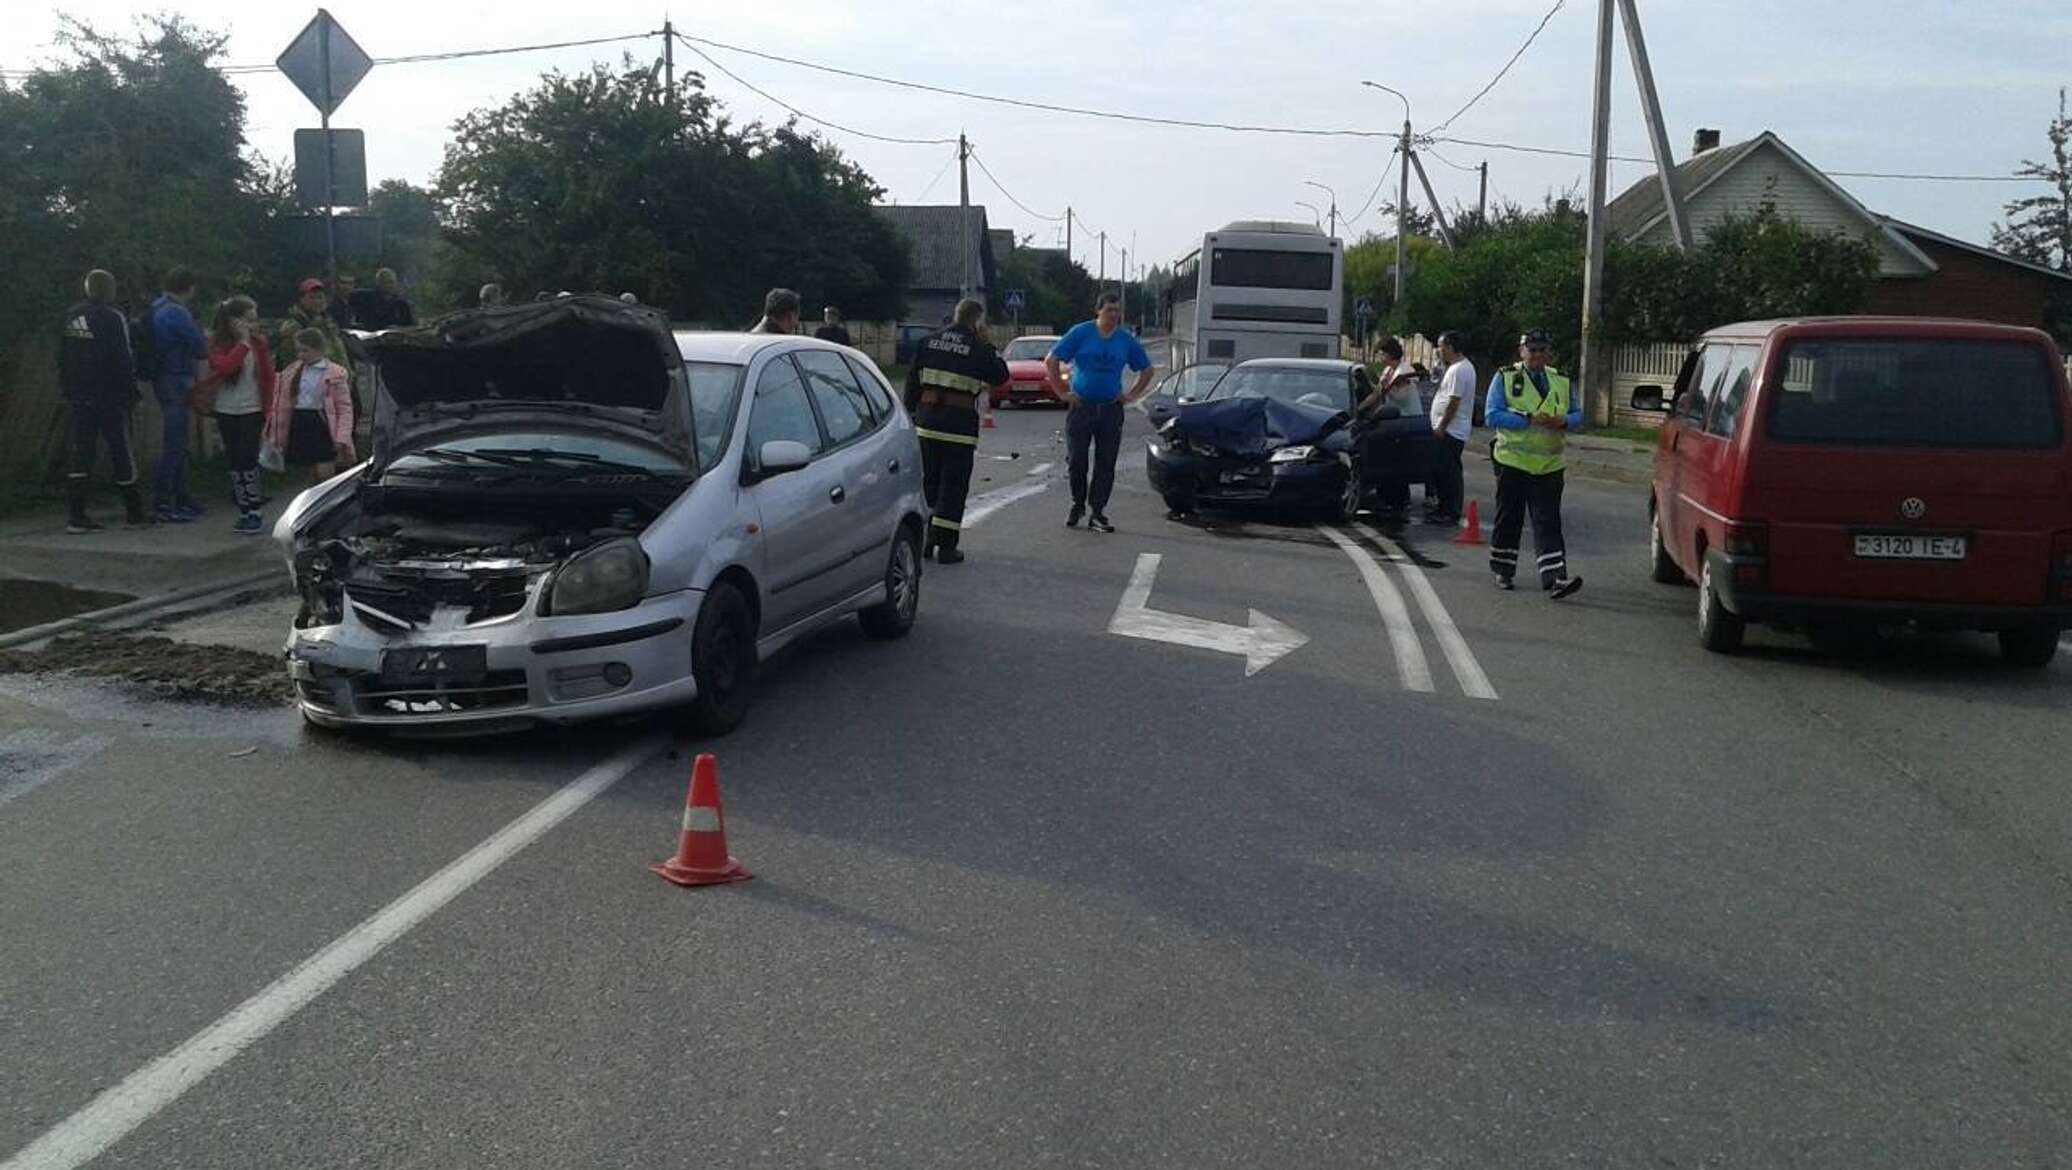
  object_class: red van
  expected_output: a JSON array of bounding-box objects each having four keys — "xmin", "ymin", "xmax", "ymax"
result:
[{"xmin": 1633, "ymin": 318, "xmax": 2072, "ymax": 666}]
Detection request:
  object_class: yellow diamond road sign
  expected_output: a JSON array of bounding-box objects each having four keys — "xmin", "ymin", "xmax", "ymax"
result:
[{"xmin": 276, "ymin": 9, "xmax": 372, "ymax": 117}]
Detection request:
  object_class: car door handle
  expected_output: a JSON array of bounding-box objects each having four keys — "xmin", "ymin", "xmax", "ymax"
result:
[
  {"xmin": 887, "ymin": 459, "xmax": 900, "ymax": 474},
  {"xmin": 829, "ymin": 486, "xmax": 846, "ymax": 504}
]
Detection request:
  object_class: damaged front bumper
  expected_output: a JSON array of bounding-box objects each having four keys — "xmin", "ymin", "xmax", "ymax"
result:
[{"xmin": 287, "ymin": 587, "xmax": 699, "ymax": 731}]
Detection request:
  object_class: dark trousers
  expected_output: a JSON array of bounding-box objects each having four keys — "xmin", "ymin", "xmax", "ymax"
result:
[
  {"xmin": 1066, "ymin": 399, "xmax": 1124, "ymax": 513},
  {"xmin": 1490, "ymin": 463, "xmax": 1570, "ymax": 587},
  {"xmin": 216, "ymin": 410, "xmax": 264, "ymax": 514},
  {"xmin": 1429, "ymin": 434, "xmax": 1465, "ymax": 518},
  {"xmin": 921, "ymin": 435, "xmax": 976, "ymax": 552},
  {"xmin": 68, "ymin": 401, "xmax": 142, "ymax": 522},
  {"xmin": 152, "ymin": 376, "xmax": 194, "ymax": 508}
]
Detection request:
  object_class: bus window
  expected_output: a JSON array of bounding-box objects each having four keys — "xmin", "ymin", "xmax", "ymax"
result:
[{"xmin": 1211, "ymin": 249, "xmax": 1334, "ymax": 290}]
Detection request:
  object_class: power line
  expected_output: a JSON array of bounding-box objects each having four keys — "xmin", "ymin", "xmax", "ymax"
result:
[
  {"xmin": 1421, "ymin": 144, "xmax": 1483, "ymax": 173},
  {"xmin": 674, "ymin": 34, "xmax": 954, "ymax": 146},
  {"xmin": 4, "ymin": 31, "xmax": 658, "ymax": 79},
  {"xmin": 1429, "ymin": 0, "xmax": 1567, "ymax": 134},
  {"xmin": 967, "ymin": 147, "xmax": 1066, "ymax": 221},
  {"xmin": 913, "ymin": 149, "xmax": 957, "ymax": 203},
  {"xmin": 1343, "ymin": 150, "xmax": 1400, "ymax": 228},
  {"xmin": 1428, "ymin": 133, "xmax": 2041, "ymax": 181},
  {"xmin": 677, "ymin": 31, "xmax": 1396, "ymax": 139}
]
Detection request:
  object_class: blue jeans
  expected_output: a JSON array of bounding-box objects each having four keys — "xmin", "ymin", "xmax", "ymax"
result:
[{"xmin": 153, "ymin": 376, "xmax": 194, "ymax": 508}]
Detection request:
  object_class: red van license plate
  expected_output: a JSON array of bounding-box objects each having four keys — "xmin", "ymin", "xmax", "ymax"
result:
[{"xmin": 1853, "ymin": 534, "xmax": 1967, "ymax": 561}]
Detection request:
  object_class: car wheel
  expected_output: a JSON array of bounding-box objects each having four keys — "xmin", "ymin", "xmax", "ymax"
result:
[
  {"xmin": 1333, "ymin": 469, "xmax": 1363, "ymax": 523},
  {"xmin": 1997, "ymin": 625, "xmax": 2059, "ymax": 668},
  {"xmin": 688, "ymin": 581, "xmax": 757, "ymax": 735},
  {"xmin": 1648, "ymin": 502, "xmax": 1685, "ymax": 584},
  {"xmin": 859, "ymin": 525, "xmax": 922, "ymax": 640},
  {"xmin": 1697, "ymin": 558, "xmax": 1745, "ymax": 654}
]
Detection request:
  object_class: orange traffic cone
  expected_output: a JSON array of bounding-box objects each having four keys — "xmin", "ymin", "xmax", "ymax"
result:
[
  {"xmin": 652, "ymin": 754, "xmax": 751, "ymax": 887},
  {"xmin": 1453, "ymin": 499, "xmax": 1485, "ymax": 546},
  {"xmin": 982, "ymin": 410, "xmax": 997, "ymax": 430}
]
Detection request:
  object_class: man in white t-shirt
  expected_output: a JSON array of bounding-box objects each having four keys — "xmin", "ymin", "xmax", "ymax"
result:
[{"xmin": 1426, "ymin": 331, "xmax": 1475, "ymax": 525}]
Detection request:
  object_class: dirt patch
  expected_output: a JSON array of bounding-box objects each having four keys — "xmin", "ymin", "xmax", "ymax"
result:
[{"xmin": 0, "ymin": 631, "xmax": 291, "ymax": 707}]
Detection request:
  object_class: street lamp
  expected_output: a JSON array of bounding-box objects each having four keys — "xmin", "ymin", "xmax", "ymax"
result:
[
  {"xmin": 1303, "ymin": 180, "xmax": 1339, "ymax": 238},
  {"xmin": 1294, "ymin": 200, "xmax": 1324, "ymax": 230},
  {"xmin": 1361, "ymin": 80, "xmax": 1415, "ymax": 302}
]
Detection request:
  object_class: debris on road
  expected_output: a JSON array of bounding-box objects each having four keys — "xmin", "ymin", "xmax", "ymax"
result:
[{"xmin": 0, "ymin": 632, "xmax": 290, "ymax": 707}]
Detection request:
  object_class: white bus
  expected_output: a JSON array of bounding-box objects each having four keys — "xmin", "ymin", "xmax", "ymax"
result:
[{"xmin": 1168, "ymin": 221, "xmax": 1343, "ymax": 367}]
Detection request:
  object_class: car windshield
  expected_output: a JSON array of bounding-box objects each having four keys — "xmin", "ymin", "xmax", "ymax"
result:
[
  {"xmin": 1768, "ymin": 338, "xmax": 2063, "ymax": 448},
  {"xmin": 686, "ymin": 361, "xmax": 745, "ymax": 469},
  {"xmin": 1209, "ymin": 366, "xmax": 1350, "ymax": 412},
  {"xmin": 1002, "ymin": 337, "xmax": 1056, "ymax": 361}
]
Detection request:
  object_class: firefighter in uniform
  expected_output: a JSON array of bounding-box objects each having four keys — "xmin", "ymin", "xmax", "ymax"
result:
[
  {"xmin": 902, "ymin": 298, "xmax": 1008, "ymax": 564},
  {"xmin": 1484, "ymin": 329, "xmax": 1583, "ymax": 599}
]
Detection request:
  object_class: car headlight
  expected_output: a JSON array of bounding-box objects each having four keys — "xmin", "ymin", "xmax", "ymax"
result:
[
  {"xmin": 1269, "ymin": 445, "xmax": 1317, "ymax": 464},
  {"xmin": 547, "ymin": 538, "xmax": 650, "ymax": 616}
]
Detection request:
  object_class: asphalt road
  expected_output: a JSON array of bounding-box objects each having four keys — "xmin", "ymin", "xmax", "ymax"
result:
[{"xmin": 3, "ymin": 402, "xmax": 2069, "ymax": 1169}]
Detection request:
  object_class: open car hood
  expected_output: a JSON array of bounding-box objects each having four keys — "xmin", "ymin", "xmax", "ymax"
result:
[
  {"xmin": 1169, "ymin": 396, "xmax": 1348, "ymax": 458},
  {"xmin": 357, "ymin": 295, "xmax": 693, "ymax": 466}
]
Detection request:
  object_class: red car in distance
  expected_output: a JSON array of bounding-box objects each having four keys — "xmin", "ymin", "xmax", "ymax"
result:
[{"xmin": 992, "ymin": 334, "xmax": 1066, "ymax": 408}]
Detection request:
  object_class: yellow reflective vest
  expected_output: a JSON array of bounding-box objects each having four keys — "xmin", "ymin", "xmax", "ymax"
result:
[{"xmin": 1492, "ymin": 365, "xmax": 1571, "ymax": 475}]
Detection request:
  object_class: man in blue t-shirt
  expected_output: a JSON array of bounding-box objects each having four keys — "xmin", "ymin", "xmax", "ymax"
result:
[{"xmin": 1044, "ymin": 293, "xmax": 1153, "ymax": 531}]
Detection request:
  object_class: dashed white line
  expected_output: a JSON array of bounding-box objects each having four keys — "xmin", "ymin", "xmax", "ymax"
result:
[
  {"xmin": 0, "ymin": 735, "xmax": 666, "ymax": 1170},
  {"xmin": 1025, "ymin": 461, "xmax": 1054, "ymax": 477},
  {"xmin": 1317, "ymin": 525, "xmax": 1434, "ymax": 693},
  {"xmin": 1354, "ymin": 523, "xmax": 1500, "ymax": 701}
]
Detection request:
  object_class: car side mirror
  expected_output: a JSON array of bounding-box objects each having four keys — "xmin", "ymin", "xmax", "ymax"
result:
[
  {"xmin": 1630, "ymin": 384, "xmax": 1668, "ymax": 413},
  {"xmin": 1317, "ymin": 410, "xmax": 1353, "ymax": 440},
  {"xmin": 751, "ymin": 439, "xmax": 814, "ymax": 481}
]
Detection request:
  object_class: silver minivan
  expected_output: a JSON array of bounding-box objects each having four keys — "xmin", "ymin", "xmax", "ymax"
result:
[{"xmin": 275, "ymin": 296, "xmax": 928, "ymax": 734}]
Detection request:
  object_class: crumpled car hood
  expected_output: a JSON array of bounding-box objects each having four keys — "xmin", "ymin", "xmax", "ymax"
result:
[{"xmin": 1169, "ymin": 396, "xmax": 1347, "ymax": 458}]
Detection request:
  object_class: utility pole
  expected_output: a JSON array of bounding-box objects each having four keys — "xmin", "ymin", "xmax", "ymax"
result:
[
  {"xmin": 1617, "ymin": 0, "xmax": 1692, "ymax": 251},
  {"xmin": 1305, "ymin": 180, "xmax": 1339, "ymax": 238},
  {"xmin": 1120, "ymin": 248, "xmax": 1129, "ymax": 320},
  {"xmin": 1579, "ymin": 0, "xmax": 1615, "ymax": 425},
  {"xmin": 661, "ymin": 20, "xmax": 673, "ymax": 96},
  {"xmin": 958, "ymin": 132, "xmax": 972, "ymax": 298},
  {"xmin": 1395, "ymin": 123, "xmax": 1410, "ymax": 302},
  {"xmin": 1065, "ymin": 207, "xmax": 1073, "ymax": 267},
  {"xmin": 1478, "ymin": 161, "xmax": 1488, "ymax": 223},
  {"xmin": 1407, "ymin": 150, "xmax": 1455, "ymax": 251},
  {"xmin": 1098, "ymin": 231, "xmax": 1106, "ymax": 287}
]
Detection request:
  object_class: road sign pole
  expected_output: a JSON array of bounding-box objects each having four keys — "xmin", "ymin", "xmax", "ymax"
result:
[{"xmin": 319, "ymin": 13, "xmax": 338, "ymax": 287}]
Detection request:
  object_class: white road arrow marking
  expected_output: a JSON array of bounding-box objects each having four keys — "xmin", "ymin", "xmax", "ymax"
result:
[{"xmin": 1107, "ymin": 553, "xmax": 1309, "ymax": 677}]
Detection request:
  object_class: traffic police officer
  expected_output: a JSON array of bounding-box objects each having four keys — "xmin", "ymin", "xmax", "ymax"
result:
[
  {"xmin": 903, "ymin": 297, "xmax": 1008, "ymax": 564},
  {"xmin": 1484, "ymin": 329, "xmax": 1583, "ymax": 598}
]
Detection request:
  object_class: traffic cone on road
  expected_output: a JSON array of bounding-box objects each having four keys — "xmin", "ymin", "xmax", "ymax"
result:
[
  {"xmin": 1453, "ymin": 500, "xmax": 1485, "ymax": 546},
  {"xmin": 652, "ymin": 753, "xmax": 751, "ymax": 887},
  {"xmin": 982, "ymin": 410, "xmax": 998, "ymax": 430}
]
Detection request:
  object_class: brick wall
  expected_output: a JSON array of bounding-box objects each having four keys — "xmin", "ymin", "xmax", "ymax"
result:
[{"xmin": 1860, "ymin": 236, "xmax": 2063, "ymax": 331}]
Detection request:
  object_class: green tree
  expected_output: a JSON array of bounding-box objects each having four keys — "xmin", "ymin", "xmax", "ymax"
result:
[
  {"xmin": 1990, "ymin": 88, "xmax": 2071, "ymax": 271},
  {"xmin": 436, "ymin": 62, "xmax": 910, "ymax": 322},
  {"xmin": 993, "ymin": 245, "xmax": 1094, "ymax": 332}
]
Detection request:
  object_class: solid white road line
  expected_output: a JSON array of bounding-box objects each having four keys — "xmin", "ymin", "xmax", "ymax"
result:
[
  {"xmin": 1318, "ymin": 525, "xmax": 1434, "ymax": 693},
  {"xmin": 962, "ymin": 479, "xmax": 1052, "ymax": 528},
  {"xmin": 1355, "ymin": 523, "xmax": 1500, "ymax": 701},
  {"xmin": 1026, "ymin": 461, "xmax": 1054, "ymax": 477},
  {"xmin": 1, "ymin": 735, "xmax": 667, "ymax": 1170}
]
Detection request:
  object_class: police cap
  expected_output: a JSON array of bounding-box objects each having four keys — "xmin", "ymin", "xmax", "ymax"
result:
[{"xmin": 1518, "ymin": 329, "xmax": 1552, "ymax": 350}]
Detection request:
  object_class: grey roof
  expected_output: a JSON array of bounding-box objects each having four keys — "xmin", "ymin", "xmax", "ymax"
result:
[
  {"xmin": 1605, "ymin": 136, "xmax": 1761, "ymax": 239},
  {"xmin": 873, "ymin": 204, "xmax": 996, "ymax": 291}
]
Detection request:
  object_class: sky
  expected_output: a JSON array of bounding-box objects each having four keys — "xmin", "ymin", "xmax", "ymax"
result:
[{"xmin": 5, "ymin": 0, "xmax": 2067, "ymax": 279}]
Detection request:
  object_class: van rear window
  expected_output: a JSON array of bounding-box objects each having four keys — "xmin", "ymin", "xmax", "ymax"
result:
[{"xmin": 1767, "ymin": 338, "xmax": 2063, "ymax": 448}]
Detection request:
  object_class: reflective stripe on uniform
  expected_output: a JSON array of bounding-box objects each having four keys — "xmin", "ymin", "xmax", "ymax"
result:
[
  {"xmin": 930, "ymin": 516, "xmax": 961, "ymax": 531},
  {"xmin": 915, "ymin": 427, "xmax": 980, "ymax": 446},
  {"xmin": 920, "ymin": 368, "xmax": 991, "ymax": 394}
]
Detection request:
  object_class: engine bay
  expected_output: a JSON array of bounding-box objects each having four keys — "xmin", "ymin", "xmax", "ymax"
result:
[{"xmin": 290, "ymin": 486, "xmax": 662, "ymax": 632}]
